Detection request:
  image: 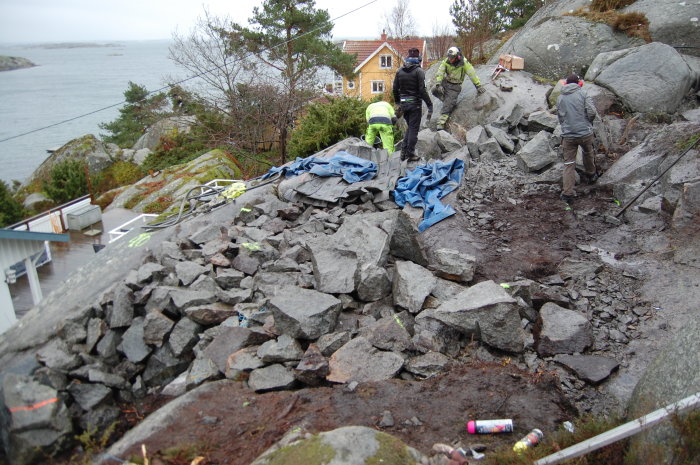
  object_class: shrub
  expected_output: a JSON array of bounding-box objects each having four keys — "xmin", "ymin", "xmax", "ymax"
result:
[
  {"xmin": 612, "ymin": 12, "xmax": 652, "ymax": 42},
  {"xmin": 590, "ymin": 0, "xmax": 637, "ymax": 12},
  {"xmin": 44, "ymin": 159, "xmax": 88, "ymax": 204},
  {"xmin": 92, "ymin": 161, "xmax": 144, "ymax": 194},
  {"xmin": 141, "ymin": 131, "xmax": 208, "ymax": 173},
  {"xmin": 288, "ymin": 95, "xmax": 369, "ymax": 158},
  {"xmin": 0, "ymin": 180, "xmax": 25, "ymax": 227},
  {"xmin": 567, "ymin": 9, "xmax": 651, "ymax": 42}
]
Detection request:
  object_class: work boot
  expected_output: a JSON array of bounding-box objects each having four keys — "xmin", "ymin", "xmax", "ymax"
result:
[
  {"xmin": 436, "ymin": 123, "xmax": 445, "ymax": 131},
  {"xmin": 560, "ymin": 193, "xmax": 575, "ymax": 203}
]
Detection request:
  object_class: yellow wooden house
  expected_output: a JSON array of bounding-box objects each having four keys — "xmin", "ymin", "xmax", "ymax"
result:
[{"xmin": 340, "ymin": 32, "xmax": 427, "ymax": 102}]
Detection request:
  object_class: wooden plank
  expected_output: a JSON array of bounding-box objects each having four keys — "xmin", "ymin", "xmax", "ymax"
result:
[{"xmin": 534, "ymin": 392, "xmax": 700, "ymax": 465}]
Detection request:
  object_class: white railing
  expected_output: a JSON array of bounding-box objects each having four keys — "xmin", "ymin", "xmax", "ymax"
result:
[
  {"xmin": 106, "ymin": 178, "xmax": 242, "ymax": 243},
  {"xmin": 10, "ymin": 195, "xmax": 92, "ymax": 234},
  {"xmin": 107, "ymin": 214, "xmax": 158, "ymax": 243}
]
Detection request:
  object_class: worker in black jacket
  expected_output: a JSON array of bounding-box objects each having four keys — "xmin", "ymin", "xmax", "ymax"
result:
[{"xmin": 392, "ymin": 48, "xmax": 433, "ymax": 161}]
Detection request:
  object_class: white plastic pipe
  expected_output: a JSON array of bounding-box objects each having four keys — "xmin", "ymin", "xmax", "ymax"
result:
[{"xmin": 534, "ymin": 392, "xmax": 700, "ymax": 465}]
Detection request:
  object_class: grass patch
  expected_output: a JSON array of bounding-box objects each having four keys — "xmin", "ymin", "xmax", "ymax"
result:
[
  {"xmin": 367, "ymin": 432, "xmax": 417, "ymax": 465},
  {"xmin": 566, "ymin": 8, "xmax": 652, "ymax": 42},
  {"xmin": 257, "ymin": 434, "xmax": 335, "ymax": 465},
  {"xmin": 482, "ymin": 415, "xmax": 627, "ymax": 465}
]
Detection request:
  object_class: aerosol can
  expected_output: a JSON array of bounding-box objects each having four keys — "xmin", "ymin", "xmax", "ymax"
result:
[{"xmin": 513, "ymin": 428, "xmax": 544, "ymax": 454}]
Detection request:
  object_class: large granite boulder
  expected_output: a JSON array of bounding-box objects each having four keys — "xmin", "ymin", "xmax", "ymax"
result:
[
  {"xmin": 585, "ymin": 42, "xmax": 695, "ymax": 113},
  {"xmin": 132, "ymin": 115, "xmax": 195, "ymax": 151},
  {"xmin": 492, "ymin": 15, "xmax": 644, "ymax": 80}
]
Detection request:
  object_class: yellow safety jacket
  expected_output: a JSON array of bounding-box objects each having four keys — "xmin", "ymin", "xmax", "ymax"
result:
[
  {"xmin": 435, "ymin": 58, "xmax": 480, "ymax": 87},
  {"xmin": 365, "ymin": 101, "xmax": 395, "ymax": 125}
]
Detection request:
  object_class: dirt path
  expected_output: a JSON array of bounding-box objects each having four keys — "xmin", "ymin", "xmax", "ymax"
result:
[{"xmin": 113, "ymin": 363, "xmax": 574, "ymax": 465}]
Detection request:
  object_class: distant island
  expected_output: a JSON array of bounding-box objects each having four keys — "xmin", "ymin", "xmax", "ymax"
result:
[
  {"xmin": 26, "ymin": 42, "xmax": 123, "ymax": 49},
  {"xmin": 0, "ymin": 56, "xmax": 36, "ymax": 72}
]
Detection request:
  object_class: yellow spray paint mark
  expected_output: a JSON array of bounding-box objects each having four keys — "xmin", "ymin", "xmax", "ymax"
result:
[
  {"xmin": 221, "ymin": 182, "xmax": 247, "ymax": 199},
  {"xmin": 240, "ymin": 207, "xmax": 252, "ymax": 213},
  {"xmin": 614, "ymin": 199, "xmax": 621, "ymax": 206},
  {"xmin": 393, "ymin": 314, "xmax": 405, "ymax": 329},
  {"xmin": 500, "ymin": 283, "xmax": 511, "ymax": 289},
  {"xmin": 241, "ymin": 242, "xmax": 261, "ymax": 251},
  {"xmin": 128, "ymin": 232, "xmax": 152, "ymax": 248}
]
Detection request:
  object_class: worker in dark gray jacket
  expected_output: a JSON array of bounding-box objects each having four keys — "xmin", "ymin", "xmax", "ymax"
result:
[{"xmin": 556, "ymin": 74, "xmax": 599, "ymax": 203}]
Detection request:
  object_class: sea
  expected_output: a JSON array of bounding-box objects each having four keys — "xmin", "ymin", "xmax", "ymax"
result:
[{"xmin": 0, "ymin": 40, "xmax": 184, "ymax": 185}]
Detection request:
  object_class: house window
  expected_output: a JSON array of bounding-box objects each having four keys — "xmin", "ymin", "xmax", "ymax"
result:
[
  {"xmin": 371, "ymin": 81, "xmax": 385, "ymax": 93},
  {"xmin": 380, "ymin": 55, "xmax": 393, "ymax": 69},
  {"xmin": 347, "ymin": 80, "xmax": 355, "ymax": 89}
]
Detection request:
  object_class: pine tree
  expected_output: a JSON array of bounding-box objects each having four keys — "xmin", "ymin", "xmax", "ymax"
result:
[
  {"xmin": 99, "ymin": 82, "xmax": 168, "ymax": 148},
  {"xmin": 226, "ymin": 0, "xmax": 356, "ymax": 164}
]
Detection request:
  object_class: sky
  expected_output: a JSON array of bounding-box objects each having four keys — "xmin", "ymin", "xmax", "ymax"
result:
[{"xmin": 0, "ymin": 0, "xmax": 457, "ymax": 44}]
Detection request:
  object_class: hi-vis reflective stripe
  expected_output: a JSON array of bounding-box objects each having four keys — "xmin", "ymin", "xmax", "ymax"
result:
[
  {"xmin": 9, "ymin": 397, "xmax": 59, "ymax": 412},
  {"xmin": 128, "ymin": 232, "xmax": 152, "ymax": 248}
]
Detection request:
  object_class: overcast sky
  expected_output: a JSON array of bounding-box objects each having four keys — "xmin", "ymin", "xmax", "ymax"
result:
[{"xmin": 0, "ymin": 0, "xmax": 457, "ymax": 44}]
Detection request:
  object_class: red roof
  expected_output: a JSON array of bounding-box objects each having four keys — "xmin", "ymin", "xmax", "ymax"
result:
[{"xmin": 342, "ymin": 33, "xmax": 426, "ymax": 71}]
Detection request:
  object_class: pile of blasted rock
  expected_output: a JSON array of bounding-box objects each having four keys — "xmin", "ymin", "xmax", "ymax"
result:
[{"xmin": 0, "ymin": 153, "xmax": 629, "ymax": 464}]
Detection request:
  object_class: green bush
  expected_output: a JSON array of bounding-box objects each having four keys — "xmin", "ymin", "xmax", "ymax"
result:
[
  {"xmin": 288, "ymin": 96, "xmax": 369, "ymax": 158},
  {"xmin": 44, "ymin": 159, "xmax": 88, "ymax": 204},
  {"xmin": 92, "ymin": 161, "xmax": 144, "ymax": 194},
  {"xmin": 0, "ymin": 180, "xmax": 25, "ymax": 227}
]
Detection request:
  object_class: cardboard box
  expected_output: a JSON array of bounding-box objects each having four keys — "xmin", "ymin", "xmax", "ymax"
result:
[{"xmin": 499, "ymin": 54, "xmax": 524, "ymax": 71}]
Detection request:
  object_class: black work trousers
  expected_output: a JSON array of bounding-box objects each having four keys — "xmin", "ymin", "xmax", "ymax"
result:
[{"xmin": 401, "ymin": 103, "xmax": 422, "ymax": 159}]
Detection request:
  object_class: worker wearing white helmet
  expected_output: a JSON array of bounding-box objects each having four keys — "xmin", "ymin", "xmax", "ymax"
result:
[{"xmin": 432, "ymin": 46, "xmax": 484, "ymax": 131}]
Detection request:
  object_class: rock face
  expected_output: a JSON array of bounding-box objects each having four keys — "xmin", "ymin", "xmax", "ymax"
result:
[
  {"xmin": 623, "ymin": 0, "xmax": 700, "ymax": 58},
  {"xmin": 132, "ymin": 115, "xmax": 195, "ymax": 151},
  {"xmin": 23, "ymin": 134, "xmax": 120, "ymax": 188},
  {"xmin": 626, "ymin": 317, "xmax": 700, "ymax": 461},
  {"xmin": 496, "ymin": 15, "xmax": 644, "ymax": 80},
  {"xmin": 104, "ymin": 149, "xmax": 241, "ymax": 213}
]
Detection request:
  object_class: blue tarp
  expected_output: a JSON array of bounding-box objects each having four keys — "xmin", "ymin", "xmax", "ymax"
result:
[
  {"xmin": 262, "ymin": 151, "xmax": 378, "ymax": 183},
  {"xmin": 393, "ymin": 158, "xmax": 465, "ymax": 231}
]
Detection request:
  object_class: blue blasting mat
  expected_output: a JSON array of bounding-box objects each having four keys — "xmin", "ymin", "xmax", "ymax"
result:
[
  {"xmin": 262, "ymin": 151, "xmax": 378, "ymax": 184},
  {"xmin": 392, "ymin": 158, "xmax": 465, "ymax": 231}
]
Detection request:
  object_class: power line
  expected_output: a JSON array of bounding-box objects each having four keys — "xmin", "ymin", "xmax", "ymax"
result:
[{"xmin": 0, "ymin": 0, "xmax": 378, "ymax": 145}]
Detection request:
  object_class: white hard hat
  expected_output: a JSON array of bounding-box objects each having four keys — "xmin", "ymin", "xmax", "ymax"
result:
[{"xmin": 447, "ymin": 47, "xmax": 459, "ymax": 58}]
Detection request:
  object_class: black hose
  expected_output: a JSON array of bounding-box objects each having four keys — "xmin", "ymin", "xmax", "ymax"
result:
[{"xmin": 615, "ymin": 137, "xmax": 700, "ymax": 217}]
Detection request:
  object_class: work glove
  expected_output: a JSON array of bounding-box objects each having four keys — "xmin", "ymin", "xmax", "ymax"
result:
[
  {"xmin": 391, "ymin": 116, "xmax": 397, "ymax": 125},
  {"xmin": 431, "ymin": 84, "xmax": 444, "ymax": 100},
  {"xmin": 432, "ymin": 444, "xmax": 469, "ymax": 465},
  {"xmin": 394, "ymin": 104, "xmax": 404, "ymax": 119},
  {"xmin": 426, "ymin": 110, "xmax": 433, "ymax": 121},
  {"xmin": 476, "ymin": 85, "xmax": 486, "ymax": 94}
]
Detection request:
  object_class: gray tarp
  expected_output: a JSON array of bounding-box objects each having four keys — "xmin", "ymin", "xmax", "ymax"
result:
[{"xmin": 277, "ymin": 142, "xmax": 403, "ymax": 207}]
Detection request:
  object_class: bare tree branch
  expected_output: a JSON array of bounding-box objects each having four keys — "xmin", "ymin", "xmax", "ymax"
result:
[{"xmin": 382, "ymin": 0, "xmax": 418, "ymax": 39}]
